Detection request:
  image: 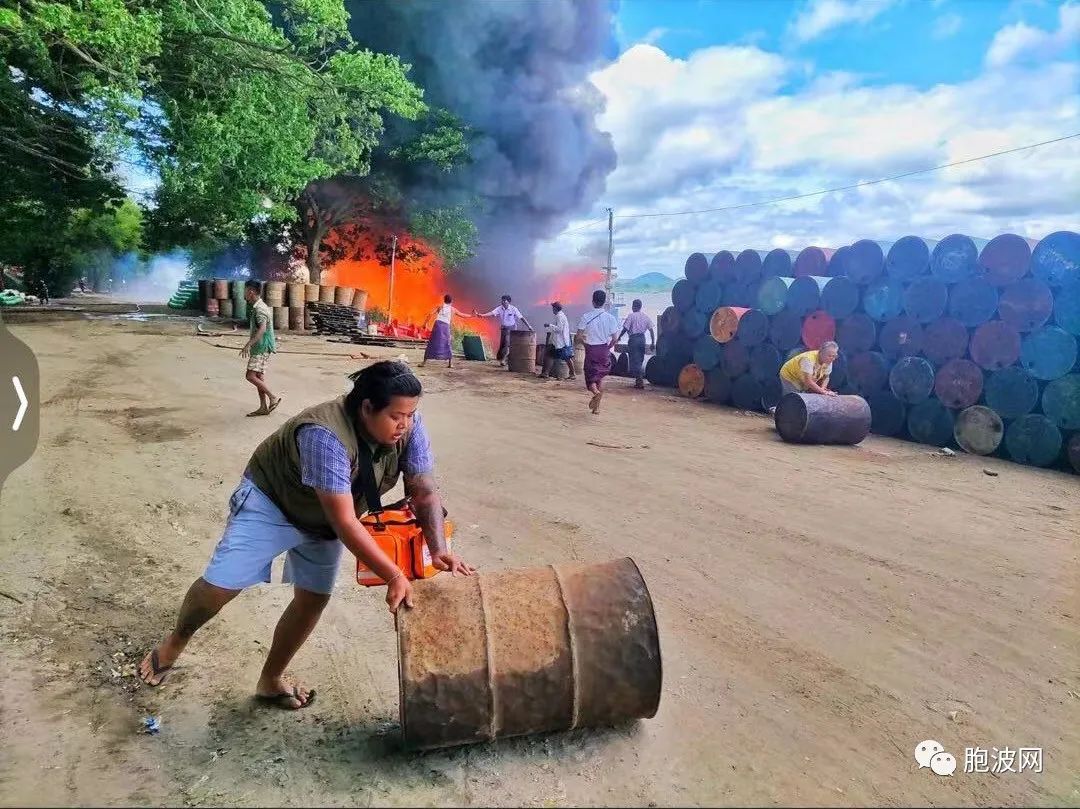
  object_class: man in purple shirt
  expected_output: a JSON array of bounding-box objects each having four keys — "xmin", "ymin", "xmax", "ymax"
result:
[
  {"xmin": 474, "ymin": 294, "xmax": 533, "ymax": 367},
  {"xmin": 137, "ymin": 361, "xmax": 474, "ymax": 710},
  {"xmin": 617, "ymin": 299, "xmax": 656, "ymax": 389}
]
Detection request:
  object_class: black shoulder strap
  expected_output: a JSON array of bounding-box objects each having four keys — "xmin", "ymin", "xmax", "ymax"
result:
[
  {"xmin": 351, "ymin": 431, "xmax": 449, "ymax": 525},
  {"xmin": 352, "ymin": 439, "xmax": 383, "ymax": 516}
]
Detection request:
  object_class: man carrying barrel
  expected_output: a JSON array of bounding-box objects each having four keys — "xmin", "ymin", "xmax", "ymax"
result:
[
  {"xmin": 240, "ymin": 280, "xmax": 281, "ymax": 417},
  {"xmin": 577, "ymin": 289, "xmax": 621, "ymax": 414},
  {"xmin": 778, "ymin": 341, "xmax": 840, "ymax": 398},
  {"xmin": 137, "ymin": 360, "xmax": 475, "ymax": 709},
  {"xmin": 474, "ymin": 295, "xmax": 533, "ymax": 367}
]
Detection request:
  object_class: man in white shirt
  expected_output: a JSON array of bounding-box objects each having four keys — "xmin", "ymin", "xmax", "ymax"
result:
[
  {"xmin": 576, "ymin": 289, "xmax": 620, "ymax": 414},
  {"xmin": 475, "ymin": 295, "xmax": 533, "ymax": 367},
  {"xmin": 538, "ymin": 301, "xmax": 576, "ymax": 380}
]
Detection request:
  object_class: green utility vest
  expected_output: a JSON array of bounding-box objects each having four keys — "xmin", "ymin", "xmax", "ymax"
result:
[{"xmin": 246, "ymin": 396, "xmax": 406, "ymax": 538}]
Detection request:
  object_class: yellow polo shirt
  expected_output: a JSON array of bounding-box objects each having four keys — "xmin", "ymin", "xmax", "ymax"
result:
[{"xmin": 780, "ymin": 349, "xmax": 832, "ymax": 390}]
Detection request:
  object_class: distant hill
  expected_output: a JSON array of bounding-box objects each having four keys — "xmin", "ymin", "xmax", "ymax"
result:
[{"xmin": 615, "ymin": 272, "xmax": 675, "ymax": 292}]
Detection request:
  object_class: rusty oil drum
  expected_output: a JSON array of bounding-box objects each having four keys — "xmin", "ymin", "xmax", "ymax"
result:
[
  {"xmin": 396, "ymin": 557, "xmax": 662, "ymax": 751},
  {"xmin": 506, "ymin": 329, "xmax": 537, "ymax": 373},
  {"xmin": 272, "ymin": 305, "xmax": 289, "ymax": 331},
  {"xmin": 286, "ymin": 282, "xmax": 306, "ymax": 308},
  {"xmin": 263, "ymin": 281, "xmax": 286, "ymax": 307}
]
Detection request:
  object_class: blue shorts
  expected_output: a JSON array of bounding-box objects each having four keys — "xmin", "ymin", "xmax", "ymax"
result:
[{"xmin": 203, "ymin": 478, "xmax": 344, "ymax": 595}]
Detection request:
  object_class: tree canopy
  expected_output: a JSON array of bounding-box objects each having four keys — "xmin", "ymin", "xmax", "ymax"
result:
[{"xmin": 1, "ymin": 0, "xmax": 476, "ymax": 283}]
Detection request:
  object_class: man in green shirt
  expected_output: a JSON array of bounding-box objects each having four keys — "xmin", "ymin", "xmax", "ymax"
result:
[{"xmin": 240, "ymin": 280, "xmax": 281, "ymax": 417}]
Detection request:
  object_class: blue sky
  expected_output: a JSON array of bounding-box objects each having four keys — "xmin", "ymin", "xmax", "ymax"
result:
[
  {"xmin": 538, "ymin": 0, "xmax": 1080, "ymax": 278},
  {"xmin": 615, "ymin": 0, "xmax": 1062, "ymax": 88},
  {"xmin": 117, "ymin": 1, "xmax": 1077, "ymax": 282}
]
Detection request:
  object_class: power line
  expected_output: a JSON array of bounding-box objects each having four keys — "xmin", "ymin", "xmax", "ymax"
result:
[
  {"xmin": 609, "ymin": 132, "xmax": 1080, "ymax": 221},
  {"xmin": 560, "ymin": 216, "xmax": 609, "ymax": 235}
]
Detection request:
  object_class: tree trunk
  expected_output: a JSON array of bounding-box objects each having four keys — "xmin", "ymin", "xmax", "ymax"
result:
[{"xmin": 305, "ymin": 232, "xmax": 322, "ymax": 285}]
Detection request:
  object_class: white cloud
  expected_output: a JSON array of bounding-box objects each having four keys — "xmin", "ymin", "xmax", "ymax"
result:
[
  {"xmin": 932, "ymin": 12, "xmax": 964, "ymax": 39},
  {"xmin": 789, "ymin": 0, "xmax": 898, "ymax": 44},
  {"xmin": 986, "ymin": 1, "xmax": 1080, "ymax": 67},
  {"xmin": 546, "ymin": 11, "xmax": 1080, "ymax": 279},
  {"xmin": 641, "ymin": 27, "xmax": 669, "ymax": 45}
]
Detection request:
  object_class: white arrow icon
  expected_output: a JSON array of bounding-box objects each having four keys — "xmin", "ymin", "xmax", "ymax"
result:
[{"xmin": 12, "ymin": 376, "xmax": 27, "ymax": 431}]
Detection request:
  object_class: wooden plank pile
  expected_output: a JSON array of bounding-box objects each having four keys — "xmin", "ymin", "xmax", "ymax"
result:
[{"xmin": 308, "ymin": 301, "xmax": 426, "ymax": 347}]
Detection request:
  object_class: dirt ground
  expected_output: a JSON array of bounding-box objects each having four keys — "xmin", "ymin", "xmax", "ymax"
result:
[{"xmin": 1, "ymin": 310, "xmax": 1077, "ymax": 808}]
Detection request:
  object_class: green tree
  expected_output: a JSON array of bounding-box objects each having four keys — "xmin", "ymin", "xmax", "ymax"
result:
[
  {"xmin": 1, "ymin": 0, "xmax": 429, "ymax": 280},
  {"xmin": 408, "ymin": 206, "xmax": 477, "ymax": 270},
  {"xmin": 293, "ymin": 106, "xmax": 475, "ymax": 280},
  {"xmin": 67, "ymin": 198, "xmax": 144, "ymax": 291},
  {"xmin": 149, "ymin": 0, "xmax": 426, "ymax": 260},
  {"xmin": 0, "ymin": 0, "xmax": 154, "ymax": 289}
]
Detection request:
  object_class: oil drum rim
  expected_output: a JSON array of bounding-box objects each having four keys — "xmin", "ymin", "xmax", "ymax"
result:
[{"xmin": 620, "ymin": 556, "xmax": 663, "ymax": 719}]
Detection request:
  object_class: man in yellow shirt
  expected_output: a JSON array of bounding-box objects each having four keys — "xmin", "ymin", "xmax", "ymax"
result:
[{"xmin": 778, "ymin": 341, "xmax": 839, "ymax": 397}]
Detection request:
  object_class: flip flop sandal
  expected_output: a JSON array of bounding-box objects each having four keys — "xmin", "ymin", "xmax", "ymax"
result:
[
  {"xmin": 268, "ymin": 397, "xmax": 282, "ymax": 413},
  {"xmin": 255, "ymin": 686, "xmax": 316, "ymax": 710},
  {"xmin": 142, "ymin": 648, "xmax": 173, "ymax": 687}
]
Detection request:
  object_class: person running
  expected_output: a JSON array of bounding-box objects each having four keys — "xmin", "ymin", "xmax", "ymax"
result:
[
  {"xmin": 136, "ymin": 361, "xmax": 475, "ymax": 708},
  {"xmin": 239, "ymin": 280, "xmax": 281, "ymax": 417},
  {"xmin": 474, "ymin": 295, "xmax": 532, "ymax": 366},
  {"xmin": 420, "ymin": 294, "xmax": 471, "ymax": 369},
  {"xmin": 576, "ymin": 290, "xmax": 620, "ymax": 414},
  {"xmin": 538, "ymin": 301, "xmax": 576, "ymax": 380},
  {"xmin": 617, "ymin": 299, "xmax": 655, "ymax": 389}
]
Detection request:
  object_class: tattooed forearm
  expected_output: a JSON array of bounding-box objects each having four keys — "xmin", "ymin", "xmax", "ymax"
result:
[{"xmin": 405, "ymin": 472, "xmax": 447, "ymax": 556}]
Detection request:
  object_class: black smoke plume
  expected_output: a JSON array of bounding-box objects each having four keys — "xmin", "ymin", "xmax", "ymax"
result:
[{"xmin": 346, "ymin": 0, "xmax": 619, "ymax": 297}]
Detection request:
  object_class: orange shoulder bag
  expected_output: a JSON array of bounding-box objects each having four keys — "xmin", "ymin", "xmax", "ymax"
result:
[{"xmin": 353, "ymin": 443, "xmax": 453, "ymax": 587}]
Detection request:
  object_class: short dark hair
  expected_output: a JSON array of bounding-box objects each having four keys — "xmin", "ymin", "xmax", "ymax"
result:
[
  {"xmin": 592, "ymin": 289, "xmax": 606, "ymax": 307},
  {"xmin": 551, "ymin": 301, "xmax": 563, "ymax": 313},
  {"xmin": 501, "ymin": 294, "xmax": 511, "ymax": 303},
  {"xmin": 345, "ymin": 360, "xmax": 422, "ymax": 414},
  {"xmin": 244, "ymin": 280, "xmax": 261, "ymax": 292},
  {"xmin": 444, "ymin": 294, "xmax": 452, "ymax": 304},
  {"xmin": 632, "ymin": 299, "xmax": 642, "ymax": 311}
]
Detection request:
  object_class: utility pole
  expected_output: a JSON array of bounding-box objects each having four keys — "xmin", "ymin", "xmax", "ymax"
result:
[
  {"xmin": 387, "ymin": 234, "xmax": 397, "ymax": 320},
  {"xmin": 602, "ymin": 207, "xmax": 616, "ymax": 309}
]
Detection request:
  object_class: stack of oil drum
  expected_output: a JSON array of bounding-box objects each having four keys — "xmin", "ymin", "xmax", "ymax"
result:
[
  {"xmin": 649, "ymin": 231, "xmax": 1080, "ymax": 474},
  {"xmin": 198, "ymin": 278, "xmax": 241, "ymax": 320},
  {"xmin": 199, "ymin": 279, "xmax": 368, "ymax": 333}
]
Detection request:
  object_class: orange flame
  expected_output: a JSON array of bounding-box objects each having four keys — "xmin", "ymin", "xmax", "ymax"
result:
[
  {"xmin": 533, "ymin": 265, "xmax": 606, "ymax": 306},
  {"xmin": 322, "ymin": 222, "xmax": 495, "ymax": 342}
]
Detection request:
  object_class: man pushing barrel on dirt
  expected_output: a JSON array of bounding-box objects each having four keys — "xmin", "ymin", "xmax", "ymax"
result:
[{"xmin": 138, "ymin": 360, "xmax": 475, "ymax": 709}]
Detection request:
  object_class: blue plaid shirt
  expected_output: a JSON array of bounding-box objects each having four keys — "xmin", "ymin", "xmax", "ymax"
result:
[{"xmin": 295, "ymin": 412, "xmax": 434, "ymax": 494}]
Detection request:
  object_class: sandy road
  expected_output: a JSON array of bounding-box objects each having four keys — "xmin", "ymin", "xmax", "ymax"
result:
[{"xmin": 0, "ymin": 314, "xmax": 1077, "ymax": 807}]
